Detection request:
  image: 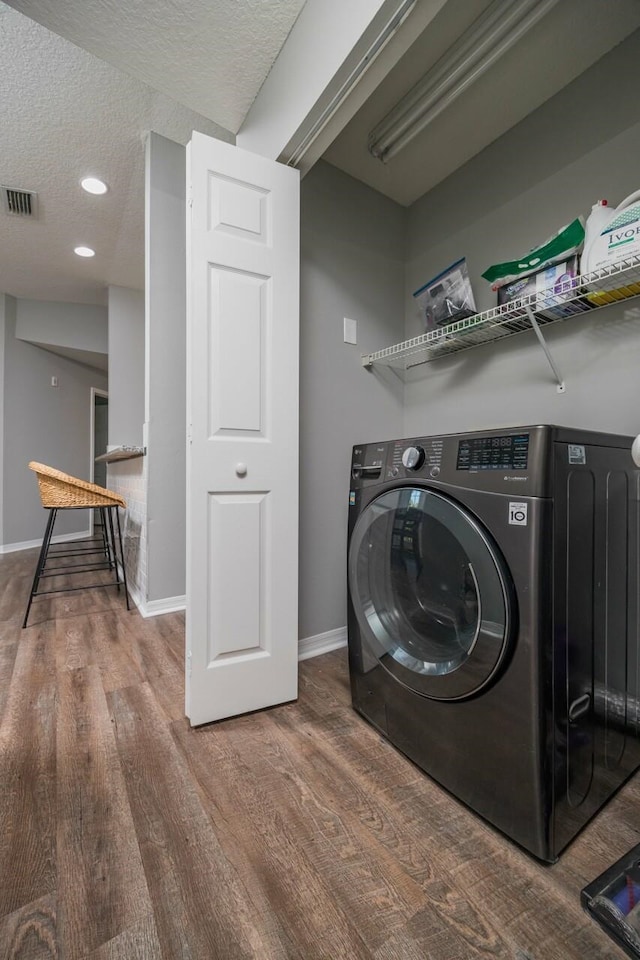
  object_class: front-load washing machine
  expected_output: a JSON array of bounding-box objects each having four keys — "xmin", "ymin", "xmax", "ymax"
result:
[{"xmin": 347, "ymin": 425, "xmax": 640, "ymax": 862}]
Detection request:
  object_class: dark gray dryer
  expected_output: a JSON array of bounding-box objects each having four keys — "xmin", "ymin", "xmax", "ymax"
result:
[{"xmin": 347, "ymin": 425, "xmax": 640, "ymax": 862}]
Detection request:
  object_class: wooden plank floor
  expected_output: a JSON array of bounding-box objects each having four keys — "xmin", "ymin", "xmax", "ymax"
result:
[{"xmin": 1, "ymin": 547, "xmax": 638, "ymax": 959}]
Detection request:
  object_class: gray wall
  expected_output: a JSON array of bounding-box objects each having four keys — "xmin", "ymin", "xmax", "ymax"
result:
[
  {"xmin": 2, "ymin": 293, "xmax": 108, "ymax": 546},
  {"xmin": 16, "ymin": 299, "xmax": 107, "ymax": 355},
  {"xmin": 145, "ymin": 132, "xmax": 186, "ymax": 602},
  {"xmin": 108, "ymin": 285, "xmax": 144, "ymax": 447},
  {"xmin": 403, "ymin": 28, "xmax": 640, "ymax": 439},
  {"xmin": 299, "ymin": 160, "xmax": 406, "ymax": 639}
]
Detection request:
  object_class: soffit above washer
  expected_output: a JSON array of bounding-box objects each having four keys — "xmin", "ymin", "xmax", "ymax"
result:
[
  {"xmin": 323, "ymin": 0, "xmax": 640, "ymax": 207},
  {"xmin": 3, "ymin": 0, "xmax": 307, "ymax": 133}
]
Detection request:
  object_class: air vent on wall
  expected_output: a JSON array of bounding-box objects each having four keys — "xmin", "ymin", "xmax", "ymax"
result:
[{"xmin": 2, "ymin": 186, "xmax": 38, "ymax": 218}]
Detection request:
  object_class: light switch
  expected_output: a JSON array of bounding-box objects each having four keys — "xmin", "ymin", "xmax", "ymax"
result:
[{"xmin": 343, "ymin": 317, "xmax": 357, "ymax": 344}]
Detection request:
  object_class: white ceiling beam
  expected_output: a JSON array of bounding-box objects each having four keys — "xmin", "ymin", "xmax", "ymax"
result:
[{"xmin": 237, "ymin": 0, "xmax": 449, "ymax": 167}]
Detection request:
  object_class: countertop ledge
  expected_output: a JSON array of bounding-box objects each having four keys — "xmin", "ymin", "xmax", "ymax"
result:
[{"xmin": 95, "ymin": 446, "xmax": 146, "ymax": 463}]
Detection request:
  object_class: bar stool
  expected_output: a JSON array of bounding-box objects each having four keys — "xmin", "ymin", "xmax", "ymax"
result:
[{"xmin": 23, "ymin": 461, "xmax": 130, "ymax": 628}]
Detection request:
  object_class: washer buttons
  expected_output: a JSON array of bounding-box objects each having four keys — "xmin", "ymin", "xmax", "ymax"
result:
[{"xmin": 430, "ymin": 465, "xmax": 441, "ymax": 478}]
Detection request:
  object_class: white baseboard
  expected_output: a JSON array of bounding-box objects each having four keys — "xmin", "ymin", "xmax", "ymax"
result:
[
  {"xmin": 3, "ymin": 541, "xmax": 343, "ymax": 658},
  {"xmin": 298, "ymin": 626, "xmax": 347, "ymax": 661},
  {"xmin": 123, "ymin": 577, "xmax": 185, "ymax": 619},
  {"xmin": 122, "ymin": 584, "xmax": 346, "ymax": 651},
  {"xmin": 143, "ymin": 595, "xmax": 186, "ymax": 618},
  {"xmin": 0, "ymin": 529, "xmax": 92, "ymax": 555}
]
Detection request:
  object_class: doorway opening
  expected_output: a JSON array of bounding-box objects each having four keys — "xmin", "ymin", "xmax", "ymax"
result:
[{"xmin": 90, "ymin": 387, "xmax": 109, "ymax": 536}]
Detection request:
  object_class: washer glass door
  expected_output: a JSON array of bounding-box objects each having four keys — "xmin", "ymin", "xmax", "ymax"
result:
[{"xmin": 348, "ymin": 486, "xmax": 514, "ymax": 700}]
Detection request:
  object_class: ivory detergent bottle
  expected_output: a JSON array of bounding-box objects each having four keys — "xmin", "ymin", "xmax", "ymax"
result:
[{"xmin": 581, "ymin": 191, "xmax": 640, "ymax": 303}]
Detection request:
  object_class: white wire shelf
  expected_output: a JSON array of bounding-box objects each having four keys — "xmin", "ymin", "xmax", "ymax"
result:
[{"xmin": 362, "ymin": 254, "xmax": 640, "ymax": 372}]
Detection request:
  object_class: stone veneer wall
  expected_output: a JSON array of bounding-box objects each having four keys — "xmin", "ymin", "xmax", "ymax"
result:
[{"xmin": 106, "ymin": 456, "xmax": 147, "ymax": 607}]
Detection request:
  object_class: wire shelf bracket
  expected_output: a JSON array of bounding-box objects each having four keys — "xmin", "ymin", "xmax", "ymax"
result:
[{"xmin": 524, "ymin": 305, "xmax": 565, "ymax": 392}]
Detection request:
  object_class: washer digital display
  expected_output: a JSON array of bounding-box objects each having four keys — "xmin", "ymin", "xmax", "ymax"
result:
[{"xmin": 457, "ymin": 434, "xmax": 529, "ymax": 471}]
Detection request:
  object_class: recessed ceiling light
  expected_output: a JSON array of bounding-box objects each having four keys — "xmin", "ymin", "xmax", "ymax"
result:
[
  {"xmin": 74, "ymin": 246, "xmax": 95, "ymax": 258},
  {"xmin": 80, "ymin": 177, "xmax": 108, "ymax": 195}
]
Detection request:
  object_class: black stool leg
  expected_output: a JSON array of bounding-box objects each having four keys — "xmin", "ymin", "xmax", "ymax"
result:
[
  {"xmin": 114, "ymin": 506, "xmax": 130, "ymax": 611},
  {"xmin": 23, "ymin": 508, "xmax": 57, "ymax": 629},
  {"xmin": 106, "ymin": 507, "xmax": 120, "ymax": 593},
  {"xmin": 100, "ymin": 507, "xmax": 113, "ymax": 568}
]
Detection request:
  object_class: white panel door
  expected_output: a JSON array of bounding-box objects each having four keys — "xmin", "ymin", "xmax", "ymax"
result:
[{"xmin": 186, "ymin": 132, "xmax": 300, "ymax": 726}]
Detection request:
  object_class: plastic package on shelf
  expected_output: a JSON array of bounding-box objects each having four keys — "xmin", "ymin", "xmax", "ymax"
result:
[
  {"xmin": 413, "ymin": 258, "xmax": 476, "ymax": 332},
  {"xmin": 481, "ymin": 217, "xmax": 585, "ymax": 290}
]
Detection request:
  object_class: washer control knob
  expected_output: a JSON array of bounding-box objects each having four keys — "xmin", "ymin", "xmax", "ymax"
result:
[
  {"xmin": 401, "ymin": 446, "xmax": 425, "ymax": 471},
  {"xmin": 430, "ymin": 465, "xmax": 441, "ymax": 478}
]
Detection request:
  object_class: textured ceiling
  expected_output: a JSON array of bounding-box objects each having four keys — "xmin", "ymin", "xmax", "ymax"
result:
[
  {"xmin": 3, "ymin": 0, "xmax": 307, "ymax": 132},
  {"xmin": 0, "ymin": 0, "xmax": 306, "ymax": 308}
]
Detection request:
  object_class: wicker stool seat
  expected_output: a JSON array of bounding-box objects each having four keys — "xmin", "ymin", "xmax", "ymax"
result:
[{"xmin": 23, "ymin": 462, "xmax": 130, "ymax": 627}]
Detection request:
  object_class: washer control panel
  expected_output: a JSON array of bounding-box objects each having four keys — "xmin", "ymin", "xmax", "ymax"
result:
[
  {"xmin": 457, "ymin": 433, "xmax": 529, "ymax": 472},
  {"xmin": 351, "ymin": 428, "xmax": 543, "ymax": 496}
]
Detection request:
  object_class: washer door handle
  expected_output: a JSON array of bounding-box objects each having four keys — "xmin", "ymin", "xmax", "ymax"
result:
[{"xmin": 569, "ymin": 693, "xmax": 591, "ymax": 723}]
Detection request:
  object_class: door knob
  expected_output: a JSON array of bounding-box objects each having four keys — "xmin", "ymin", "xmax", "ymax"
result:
[{"xmin": 235, "ymin": 462, "xmax": 248, "ymax": 477}]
